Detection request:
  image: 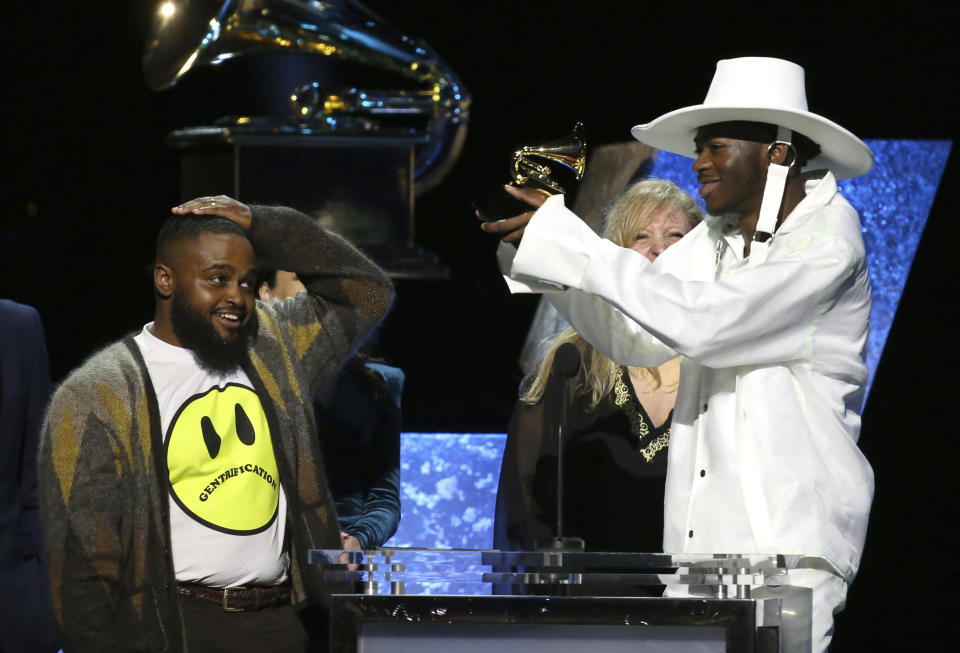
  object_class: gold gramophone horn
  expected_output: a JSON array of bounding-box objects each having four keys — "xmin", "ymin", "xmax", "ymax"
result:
[
  {"xmin": 512, "ymin": 122, "xmax": 587, "ymax": 195},
  {"xmin": 473, "ymin": 122, "xmax": 587, "ymax": 222},
  {"xmin": 142, "ymin": 0, "xmax": 471, "ymax": 195}
]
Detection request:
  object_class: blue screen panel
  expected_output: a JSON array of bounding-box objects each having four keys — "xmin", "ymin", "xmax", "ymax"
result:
[
  {"xmin": 388, "ymin": 433, "xmax": 506, "ymax": 549},
  {"xmin": 384, "ymin": 433, "xmax": 506, "ymax": 594}
]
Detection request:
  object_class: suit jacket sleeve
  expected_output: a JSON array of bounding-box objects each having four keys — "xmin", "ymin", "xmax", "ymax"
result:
[{"xmin": 18, "ymin": 305, "xmax": 52, "ymax": 559}]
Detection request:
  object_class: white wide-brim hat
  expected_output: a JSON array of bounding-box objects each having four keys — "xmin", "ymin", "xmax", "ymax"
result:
[{"xmin": 631, "ymin": 57, "xmax": 873, "ymax": 179}]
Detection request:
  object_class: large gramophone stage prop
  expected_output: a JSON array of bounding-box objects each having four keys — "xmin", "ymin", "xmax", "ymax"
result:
[{"xmin": 143, "ymin": 0, "xmax": 471, "ymax": 278}]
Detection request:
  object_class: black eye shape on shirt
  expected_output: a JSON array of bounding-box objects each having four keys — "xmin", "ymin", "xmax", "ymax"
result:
[
  {"xmin": 201, "ymin": 417, "xmax": 222, "ymax": 458},
  {"xmin": 199, "ymin": 404, "xmax": 257, "ymax": 459},
  {"xmin": 235, "ymin": 403, "xmax": 255, "ymax": 445}
]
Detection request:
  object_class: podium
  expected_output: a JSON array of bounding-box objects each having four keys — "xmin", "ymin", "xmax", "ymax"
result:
[{"xmin": 309, "ymin": 549, "xmax": 822, "ymax": 652}]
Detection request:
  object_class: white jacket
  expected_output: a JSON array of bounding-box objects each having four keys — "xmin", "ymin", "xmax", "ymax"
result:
[{"xmin": 499, "ymin": 171, "xmax": 874, "ymax": 583}]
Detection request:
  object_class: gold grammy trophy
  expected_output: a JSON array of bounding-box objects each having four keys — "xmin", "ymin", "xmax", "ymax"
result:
[{"xmin": 475, "ymin": 122, "xmax": 587, "ymax": 222}]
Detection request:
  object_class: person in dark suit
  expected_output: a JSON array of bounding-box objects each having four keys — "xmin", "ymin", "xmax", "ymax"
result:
[{"xmin": 0, "ymin": 298, "xmax": 60, "ymax": 652}]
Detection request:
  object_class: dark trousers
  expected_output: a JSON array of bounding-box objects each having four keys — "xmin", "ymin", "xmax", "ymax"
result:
[{"xmin": 179, "ymin": 593, "xmax": 308, "ymax": 653}]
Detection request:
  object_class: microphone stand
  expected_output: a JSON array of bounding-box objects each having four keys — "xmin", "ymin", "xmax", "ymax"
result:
[
  {"xmin": 531, "ymin": 343, "xmax": 585, "ymax": 597},
  {"xmin": 536, "ymin": 343, "xmax": 585, "ymax": 553}
]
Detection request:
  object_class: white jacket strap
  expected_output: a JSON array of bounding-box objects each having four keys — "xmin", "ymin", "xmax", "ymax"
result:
[{"xmin": 749, "ymin": 127, "xmax": 795, "ymax": 267}]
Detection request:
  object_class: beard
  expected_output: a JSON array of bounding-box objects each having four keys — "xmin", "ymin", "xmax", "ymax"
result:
[{"xmin": 170, "ymin": 294, "xmax": 258, "ymax": 375}]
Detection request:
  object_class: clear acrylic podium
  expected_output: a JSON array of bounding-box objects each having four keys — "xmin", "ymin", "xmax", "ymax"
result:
[{"xmin": 309, "ymin": 548, "xmax": 823, "ymax": 652}]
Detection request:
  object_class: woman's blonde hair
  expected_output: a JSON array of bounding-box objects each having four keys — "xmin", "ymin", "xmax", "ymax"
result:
[{"xmin": 521, "ymin": 178, "xmax": 703, "ymax": 407}]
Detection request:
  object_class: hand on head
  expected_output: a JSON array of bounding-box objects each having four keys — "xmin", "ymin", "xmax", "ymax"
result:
[
  {"xmin": 173, "ymin": 195, "xmax": 253, "ymax": 231},
  {"xmin": 479, "ymin": 185, "xmax": 550, "ymax": 245}
]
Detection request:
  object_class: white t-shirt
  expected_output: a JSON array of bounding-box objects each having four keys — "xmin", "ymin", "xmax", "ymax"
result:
[{"xmin": 134, "ymin": 324, "xmax": 289, "ymax": 588}]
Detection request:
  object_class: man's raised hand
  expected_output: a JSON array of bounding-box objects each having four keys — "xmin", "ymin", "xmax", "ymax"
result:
[
  {"xmin": 479, "ymin": 185, "xmax": 550, "ymax": 245},
  {"xmin": 173, "ymin": 195, "xmax": 253, "ymax": 231}
]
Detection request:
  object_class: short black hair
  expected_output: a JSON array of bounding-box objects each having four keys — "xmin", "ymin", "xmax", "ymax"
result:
[
  {"xmin": 697, "ymin": 121, "xmax": 822, "ymax": 167},
  {"xmin": 155, "ymin": 214, "xmax": 248, "ymax": 263},
  {"xmin": 258, "ymin": 267, "xmax": 279, "ymax": 290}
]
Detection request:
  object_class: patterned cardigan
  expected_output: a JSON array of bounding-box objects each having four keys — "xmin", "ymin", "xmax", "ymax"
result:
[{"xmin": 38, "ymin": 205, "xmax": 394, "ymax": 652}]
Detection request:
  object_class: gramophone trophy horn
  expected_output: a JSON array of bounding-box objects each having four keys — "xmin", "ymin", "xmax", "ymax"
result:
[
  {"xmin": 475, "ymin": 122, "xmax": 587, "ymax": 222},
  {"xmin": 513, "ymin": 122, "xmax": 587, "ymax": 195},
  {"xmin": 142, "ymin": 0, "xmax": 470, "ymax": 195}
]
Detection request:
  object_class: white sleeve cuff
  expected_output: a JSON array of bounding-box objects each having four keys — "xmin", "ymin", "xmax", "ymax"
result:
[
  {"xmin": 510, "ymin": 194, "xmax": 603, "ymax": 289},
  {"xmin": 497, "ymin": 242, "xmax": 566, "ymax": 294}
]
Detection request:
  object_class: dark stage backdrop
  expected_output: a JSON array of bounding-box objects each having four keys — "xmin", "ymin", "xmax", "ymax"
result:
[{"xmin": 3, "ymin": 2, "xmax": 957, "ymax": 650}]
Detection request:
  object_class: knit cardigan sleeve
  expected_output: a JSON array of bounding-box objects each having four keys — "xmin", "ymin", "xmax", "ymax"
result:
[
  {"xmin": 246, "ymin": 204, "xmax": 394, "ymax": 397},
  {"xmin": 242, "ymin": 204, "xmax": 395, "ymax": 605},
  {"xmin": 39, "ymin": 345, "xmax": 176, "ymax": 652}
]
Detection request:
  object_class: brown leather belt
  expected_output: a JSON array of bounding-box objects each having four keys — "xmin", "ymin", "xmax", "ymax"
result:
[{"xmin": 177, "ymin": 582, "xmax": 291, "ymax": 612}]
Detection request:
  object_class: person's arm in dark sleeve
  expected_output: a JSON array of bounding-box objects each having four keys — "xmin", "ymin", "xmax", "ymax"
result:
[
  {"xmin": 335, "ymin": 363, "xmax": 403, "ymax": 549},
  {"xmin": 248, "ymin": 204, "xmax": 395, "ymax": 395},
  {"xmin": 16, "ymin": 305, "xmax": 52, "ymax": 559}
]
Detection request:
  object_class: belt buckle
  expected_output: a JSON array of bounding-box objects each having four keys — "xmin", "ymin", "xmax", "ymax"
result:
[{"xmin": 222, "ymin": 586, "xmax": 246, "ymax": 612}]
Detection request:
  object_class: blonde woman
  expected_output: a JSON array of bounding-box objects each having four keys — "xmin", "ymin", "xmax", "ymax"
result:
[{"xmin": 494, "ymin": 179, "xmax": 703, "ymax": 555}]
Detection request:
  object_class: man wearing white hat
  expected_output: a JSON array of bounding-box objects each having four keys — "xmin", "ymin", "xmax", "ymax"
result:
[{"xmin": 485, "ymin": 57, "xmax": 874, "ymax": 650}]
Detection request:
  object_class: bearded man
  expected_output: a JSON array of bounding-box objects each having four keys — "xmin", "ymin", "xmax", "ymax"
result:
[
  {"xmin": 486, "ymin": 57, "xmax": 874, "ymax": 651},
  {"xmin": 38, "ymin": 196, "xmax": 393, "ymax": 652}
]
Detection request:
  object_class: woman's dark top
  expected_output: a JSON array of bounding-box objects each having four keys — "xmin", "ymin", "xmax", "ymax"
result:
[{"xmin": 494, "ymin": 365, "xmax": 670, "ymax": 554}]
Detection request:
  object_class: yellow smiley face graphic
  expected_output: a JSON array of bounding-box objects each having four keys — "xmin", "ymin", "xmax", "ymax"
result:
[{"xmin": 165, "ymin": 383, "xmax": 280, "ymax": 534}]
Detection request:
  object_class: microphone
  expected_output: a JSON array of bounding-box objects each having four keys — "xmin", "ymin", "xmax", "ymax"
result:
[
  {"xmin": 553, "ymin": 342, "xmax": 581, "ymax": 381},
  {"xmin": 536, "ymin": 342, "xmax": 586, "ymax": 552}
]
